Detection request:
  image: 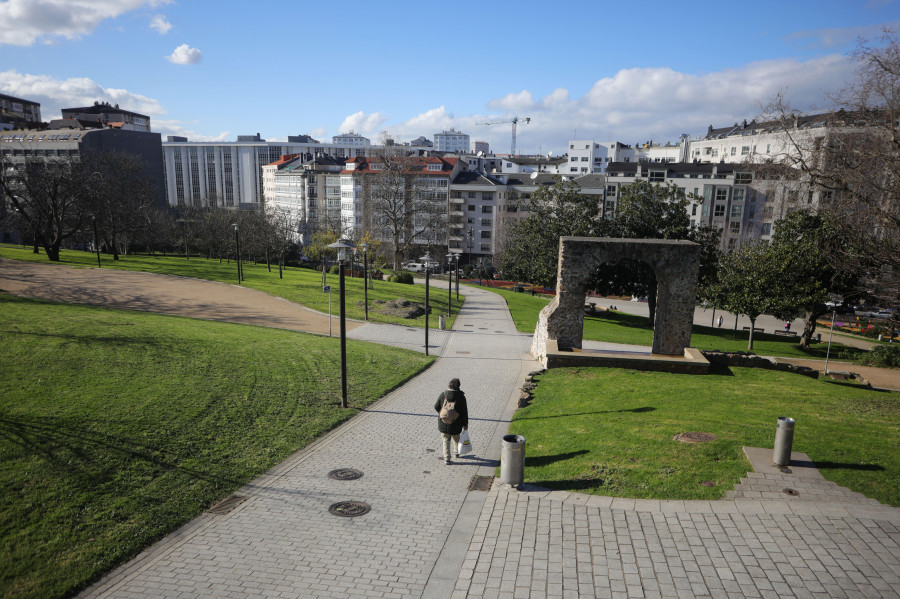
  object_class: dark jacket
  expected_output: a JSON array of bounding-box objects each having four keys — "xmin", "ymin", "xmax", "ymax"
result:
[{"xmin": 435, "ymin": 389, "xmax": 468, "ymax": 435}]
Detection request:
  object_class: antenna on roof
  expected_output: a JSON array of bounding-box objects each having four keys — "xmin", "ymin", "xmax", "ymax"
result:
[
  {"xmin": 530, "ymin": 171, "xmax": 538, "ymax": 180},
  {"xmin": 476, "ymin": 151, "xmax": 483, "ymax": 157}
]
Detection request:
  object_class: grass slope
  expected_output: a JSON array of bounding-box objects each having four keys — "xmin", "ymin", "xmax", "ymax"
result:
[
  {"xmin": 484, "ymin": 285, "xmax": 865, "ymax": 359},
  {"xmin": 0, "ymin": 294, "xmax": 433, "ymax": 599},
  {"xmin": 511, "ymin": 366, "xmax": 899, "ymax": 506},
  {"xmin": 0, "ymin": 244, "xmax": 463, "ymax": 328}
]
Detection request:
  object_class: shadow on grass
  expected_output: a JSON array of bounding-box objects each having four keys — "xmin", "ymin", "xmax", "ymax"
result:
[
  {"xmin": 0, "ymin": 414, "xmax": 243, "ymax": 488},
  {"xmin": 515, "ymin": 406, "xmax": 656, "ymax": 420},
  {"xmin": 525, "ymin": 450, "xmax": 590, "ymax": 467},
  {"xmin": 814, "ymin": 461, "xmax": 886, "ymax": 472}
]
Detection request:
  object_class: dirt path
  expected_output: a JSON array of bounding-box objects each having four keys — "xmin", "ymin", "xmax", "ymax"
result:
[{"xmin": 0, "ymin": 259, "xmax": 362, "ymax": 336}]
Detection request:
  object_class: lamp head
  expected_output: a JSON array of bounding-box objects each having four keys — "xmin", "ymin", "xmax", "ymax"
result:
[
  {"xmin": 232, "ymin": 222, "xmax": 239, "ymax": 231},
  {"xmin": 328, "ymin": 237, "xmax": 355, "ymax": 261}
]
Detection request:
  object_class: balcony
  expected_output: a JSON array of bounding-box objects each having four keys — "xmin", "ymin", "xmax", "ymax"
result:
[{"xmin": 449, "ymin": 196, "xmax": 464, "ymax": 204}]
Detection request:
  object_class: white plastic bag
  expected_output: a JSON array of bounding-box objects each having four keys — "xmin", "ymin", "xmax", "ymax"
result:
[{"xmin": 457, "ymin": 429, "xmax": 473, "ymax": 455}]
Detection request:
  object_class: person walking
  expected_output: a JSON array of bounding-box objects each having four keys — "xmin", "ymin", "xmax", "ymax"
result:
[
  {"xmin": 717, "ymin": 315, "xmax": 723, "ymax": 327},
  {"xmin": 435, "ymin": 378, "xmax": 468, "ymax": 465}
]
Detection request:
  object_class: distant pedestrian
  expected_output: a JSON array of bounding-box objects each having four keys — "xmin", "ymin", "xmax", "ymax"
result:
[
  {"xmin": 435, "ymin": 378, "xmax": 468, "ymax": 465},
  {"xmin": 717, "ymin": 315, "xmax": 723, "ymax": 327},
  {"xmin": 784, "ymin": 322, "xmax": 791, "ymax": 332}
]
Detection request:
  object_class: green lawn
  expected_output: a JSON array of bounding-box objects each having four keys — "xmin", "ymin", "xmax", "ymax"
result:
[
  {"xmin": 0, "ymin": 244, "xmax": 463, "ymax": 328},
  {"xmin": 482, "ymin": 285, "xmax": 864, "ymax": 359},
  {"xmin": 0, "ymin": 294, "xmax": 434, "ymax": 599},
  {"xmin": 511, "ymin": 366, "xmax": 899, "ymax": 506}
]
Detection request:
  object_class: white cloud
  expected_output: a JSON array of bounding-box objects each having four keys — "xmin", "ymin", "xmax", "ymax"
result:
[
  {"xmin": 786, "ymin": 21, "xmax": 900, "ymax": 49},
  {"xmin": 487, "ymin": 90, "xmax": 535, "ymax": 112},
  {"xmin": 149, "ymin": 14, "xmax": 171, "ymax": 35},
  {"xmin": 308, "ymin": 127, "xmax": 327, "ymax": 141},
  {"xmin": 0, "ymin": 0, "xmax": 170, "ymax": 46},
  {"xmin": 166, "ymin": 43, "xmax": 202, "ymax": 65},
  {"xmin": 338, "ymin": 111, "xmax": 388, "ymax": 137},
  {"xmin": 0, "ymin": 69, "xmax": 165, "ymax": 120},
  {"xmin": 153, "ymin": 119, "xmax": 230, "ymax": 142}
]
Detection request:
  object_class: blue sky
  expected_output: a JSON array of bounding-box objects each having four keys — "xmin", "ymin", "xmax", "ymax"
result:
[{"xmin": 2, "ymin": 0, "xmax": 898, "ymax": 154}]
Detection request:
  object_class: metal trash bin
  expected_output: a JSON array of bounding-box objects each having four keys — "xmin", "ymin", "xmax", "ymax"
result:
[
  {"xmin": 500, "ymin": 434, "xmax": 526, "ymax": 486},
  {"xmin": 773, "ymin": 417, "xmax": 795, "ymax": 467},
  {"xmin": 439, "ymin": 315, "xmax": 447, "ymax": 330}
]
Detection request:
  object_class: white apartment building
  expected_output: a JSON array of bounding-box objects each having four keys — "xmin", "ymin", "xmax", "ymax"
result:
[
  {"xmin": 471, "ymin": 140, "xmax": 489, "ymax": 155},
  {"xmin": 162, "ymin": 134, "xmax": 370, "ymax": 209},
  {"xmin": 339, "ymin": 156, "xmax": 463, "ymax": 247},
  {"xmin": 433, "ymin": 128, "xmax": 470, "ymax": 153},
  {"xmin": 262, "ymin": 153, "xmax": 346, "ymax": 242},
  {"xmin": 332, "ymin": 131, "xmax": 370, "ymax": 147}
]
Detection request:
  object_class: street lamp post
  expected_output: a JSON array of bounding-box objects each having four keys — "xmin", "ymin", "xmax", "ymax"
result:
[
  {"xmin": 328, "ymin": 237, "xmax": 355, "ymax": 408},
  {"xmin": 447, "ymin": 256, "xmax": 453, "ymax": 317},
  {"xmin": 450, "ymin": 253, "xmax": 460, "ymax": 300},
  {"xmin": 232, "ymin": 223, "xmax": 242, "ymax": 283},
  {"xmin": 91, "ymin": 214, "xmax": 101, "ymax": 268},
  {"xmin": 824, "ymin": 295, "xmax": 843, "ymax": 376},
  {"xmin": 420, "ymin": 251, "xmax": 433, "ymax": 356},
  {"xmin": 359, "ymin": 241, "xmax": 369, "ymax": 321}
]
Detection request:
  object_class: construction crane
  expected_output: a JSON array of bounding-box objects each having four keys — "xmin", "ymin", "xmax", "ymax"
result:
[{"xmin": 476, "ymin": 116, "xmax": 531, "ymax": 156}]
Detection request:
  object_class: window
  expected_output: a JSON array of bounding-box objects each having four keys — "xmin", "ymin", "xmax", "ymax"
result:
[
  {"xmin": 481, "ymin": 206, "xmax": 492, "ymax": 213},
  {"xmin": 715, "ymin": 188, "xmax": 728, "ymax": 202},
  {"xmin": 731, "ymin": 205, "xmax": 743, "ymax": 218},
  {"xmin": 691, "ymin": 204, "xmax": 697, "ymax": 216},
  {"xmin": 480, "ymin": 230, "xmax": 491, "ymax": 238},
  {"xmin": 648, "ymin": 171, "xmax": 665, "ymax": 182},
  {"xmin": 733, "ymin": 188, "xmax": 745, "ymax": 202},
  {"xmin": 580, "ymin": 157, "xmax": 588, "ymax": 161},
  {"xmin": 480, "ymin": 243, "xmax": 491, "ymax": 252},
  {"xmin": 468, "ymin": 205, "xmax": 475, "ymax": 211},
  {"xmin": 571, "ymin": 156, "xmax": 578, "ymax": 162},
  {"xmin": 730, "ymin": 147, "xmax": 736, "ymax": 156},
  {"xmin": 714, "ymin": 205, "xmax": 726, "ymax": 217},
  {"xmin": 481, "ymin": 218, "xmax": 492, "ymax": 227},
  {"xmin": 741, "ymin": 146, "xmax": 750, "ymax": 155},
  {"xmin": 468, "ymin": 191, "xmax": 476, "ymax": 198},
  {"xmin": 570, "ymin": 167, "xmax": 578, "ymax": 172},
  {"xmin": 762, "ymin": 223, "xmax": 772, "ymax": 236},
  {"xmin": 711, "ymin": 149, "xmax": 718, "ymax": 157},
  {"xmin": 735, "ymin": 172, "xmax": 752, "ymax": 184},
  {"xmin": 606, "ymin": 185, "xmax": 616, "ymax": 196}
]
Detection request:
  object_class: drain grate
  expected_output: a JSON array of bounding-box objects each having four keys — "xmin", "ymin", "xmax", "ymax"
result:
[
  {"xmin": 329, "ymin": 501, "xmax": 371, "ymax": 517},
  {"xmin": 456, "ymin": 351, "xmax": 470, "ymax": 354},
  {"xmin": 469, "ymin": 476, "xmax": 494, "ymax": 491},
  {"xmin": 208, "ymin": 494, "xmax": 247, "ymax": 515},
  {"xmin": 783, "ymin": 488, "xmax": 800, "ymax": 496},
  {"xmin": 328, "ymin": 468, "xmax": 363, "ymax": 481}
]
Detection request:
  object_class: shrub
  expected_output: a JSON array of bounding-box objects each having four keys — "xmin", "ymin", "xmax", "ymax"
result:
[
  {"xmin": 856, "ymin": 344, "xmax": 900, "ymax": 368},
  {"xmin": 329, "ymin": 265, "xmax": 340, "ymax": 274},
  {"xmin": 389, "ymin": 272, "xmax": 414, "ymax": 284}
]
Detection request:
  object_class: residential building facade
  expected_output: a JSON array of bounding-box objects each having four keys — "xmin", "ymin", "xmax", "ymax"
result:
[{"xmin": 433, "ymin": 128, "xmax": 470, "ymax": 153}]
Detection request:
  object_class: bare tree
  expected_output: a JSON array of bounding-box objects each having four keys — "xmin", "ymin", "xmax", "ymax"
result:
[
  {"xmin": 0, "ymin": 155, "xmax": 93, "ymax": 261},
  {"xmin": 359, "ymin": 151, "xmax": 448, "ymax": 270},
  {"xmin": 765, "ymin": 29, "xmax": 900, "ymax": 311}
]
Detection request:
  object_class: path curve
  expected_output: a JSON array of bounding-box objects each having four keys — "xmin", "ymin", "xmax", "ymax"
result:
[{"xmin": 0, "ymin": 259, "xmax": 362, "ymax": 336}]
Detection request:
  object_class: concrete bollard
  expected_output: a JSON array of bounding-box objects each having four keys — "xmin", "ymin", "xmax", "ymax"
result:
[
  {"xmin": 773, "ymin": 417, "xmax": 795, "ymax": 466},
  {"xmin": 439, "ymin": 315, "xmax": 447, "ymax": 330},
  {"xmin": 500, "ymin": 434, "xmax": 526, "ymax": 486}
]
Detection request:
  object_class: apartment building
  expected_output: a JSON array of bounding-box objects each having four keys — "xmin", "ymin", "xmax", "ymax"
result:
[
  {"xmin": 262, "ymin": 153, "xmax": 346, "ymax": 242},
  {"xmin": 433, "ymin": 128, "xmax": 470, "ymax": 153},
  {"xmin": 61, "ymin": 102, "xmax": 151, "ymax": 132},
  {"xmin": 0, "ymin": 93, "xmax": 42, "ymax": 130},
  {"xmin": 339, "ymin": 155, "xmax": 463, "ymax": 247},
  {"xmin": 161, "ymin": 135, "xmax": 371, "ymax": 209}
]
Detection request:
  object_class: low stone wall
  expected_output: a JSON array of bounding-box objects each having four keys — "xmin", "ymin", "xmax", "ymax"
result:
[{"xmin": 701, "ymin": 351, "xmax": 820, "ymax": 379}]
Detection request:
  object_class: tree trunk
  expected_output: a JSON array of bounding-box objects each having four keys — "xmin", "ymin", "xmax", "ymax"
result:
[
  {"xmin": 799, "ymin": 310, "xmax": 820, "ymax": 350},
  {"xmin": 748, "ymin": 317, "xmax": 757, "ymax": 350},
  {"xmin": 266, "ymin": 249, "xmax": 271, "ymax": 272}
]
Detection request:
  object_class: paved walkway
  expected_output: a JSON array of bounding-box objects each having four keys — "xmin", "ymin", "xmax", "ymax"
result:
[{"xmin": 2, "ymin": 261, "xmax": 898, "ymax": 598}]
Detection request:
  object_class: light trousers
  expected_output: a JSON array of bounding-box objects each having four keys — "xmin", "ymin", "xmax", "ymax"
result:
[{"xmin": 441, "ymin": 433, "xmax": 460, "ymax": 460}]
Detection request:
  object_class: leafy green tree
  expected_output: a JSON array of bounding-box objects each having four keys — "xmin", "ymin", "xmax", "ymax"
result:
[
  {"xmin": 497, "ymin": 177, "xmax": 604, "ymax": 287},
  {"xmin": 591, "ymin": 181, "xmax": 705, "ymax": 326},
  {"xmin": 712, "ymin": 242, "xmax": 785, "ymax": 350},
  {"xmin": 767, "ymin": 209, "xmax": 857, "ymax": 348}
]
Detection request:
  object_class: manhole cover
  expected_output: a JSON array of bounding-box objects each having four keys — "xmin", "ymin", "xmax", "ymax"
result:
[
  {"xmin": 673, "ymin": 432, "xmax": 718, "ymax": 443},
  {"xmin": 701, "ymin": 481, "xmax": 716, "ymax": 487},
  {"xmin": 469, "ymin": 476, "xmax": 494, "ymax": 491},
  {"xmin": 208, "ymin": 494, "xmax": 247, "ymax": 515},
  {"xmin": 783, "ymin": 488, "xmax": 800, "ymax": 496},
  {"xmin": 328, "ymin": 468, "xmax": 363, "ymax": 480},
  {"xmin": 328, "ymin": 501, "xmax": 371, "ymax": 517}
]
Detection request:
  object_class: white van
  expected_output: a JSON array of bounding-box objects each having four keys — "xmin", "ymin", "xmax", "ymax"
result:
[{"xmin": 403, "ymin": 262, "xmax": 426, "ymax": 273}]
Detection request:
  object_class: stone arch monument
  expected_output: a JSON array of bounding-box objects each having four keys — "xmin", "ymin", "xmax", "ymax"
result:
[{"xmin": 531, "ymin": 237, "xmax": 700, "ymax": 362}]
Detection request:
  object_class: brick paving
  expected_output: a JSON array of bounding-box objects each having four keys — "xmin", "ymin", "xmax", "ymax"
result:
[{"xmin": 5, "ymin": 261, "xmax": 896, "ymax": 598}]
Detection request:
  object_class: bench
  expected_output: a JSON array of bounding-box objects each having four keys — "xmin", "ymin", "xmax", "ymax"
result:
[
  {"xmin": 741, "ymin": 326, "xmax": 765, "ymax": 333},
  {"xmin": 773, "ymin": 330, "xmax": 799, "ymax": 337}
]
